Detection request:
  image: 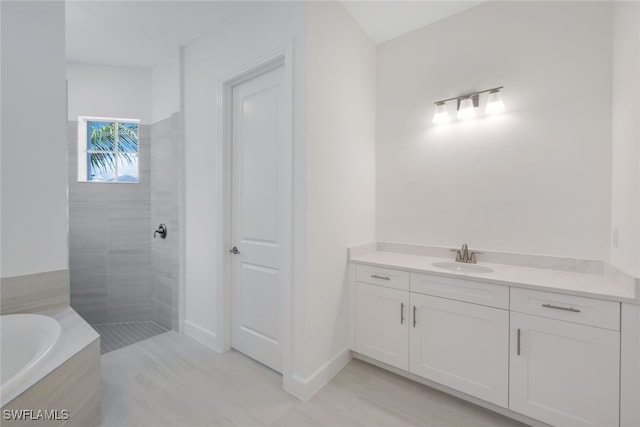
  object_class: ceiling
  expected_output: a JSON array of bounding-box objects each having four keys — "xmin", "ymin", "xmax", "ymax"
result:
[
  {"xmin": 341, "ymin": 1, "xmax": 483, "ymax": 44},
  {"xmin": 65, "ymin": 1, "xmax": 250, "ymax": 67},
  {"xmin": 66, "ymin": 1, "xmax": 483, "ymax": 68}
]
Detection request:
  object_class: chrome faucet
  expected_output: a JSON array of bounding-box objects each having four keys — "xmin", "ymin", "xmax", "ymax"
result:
[{"xmin": 450, "ymin": 243, "xmax": 482, "ymax": 264}]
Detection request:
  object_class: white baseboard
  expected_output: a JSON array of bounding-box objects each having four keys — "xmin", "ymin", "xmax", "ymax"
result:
[
  {"xmin": 286, "ymin": 348, "xmax": 352, "ymax": 401},
  {"xmin": 183, "ymin": 320, "xmax": 221, "ymax": 352}
]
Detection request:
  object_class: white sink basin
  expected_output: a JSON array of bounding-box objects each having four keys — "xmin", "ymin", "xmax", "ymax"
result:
[{"xmin": 431, "ymin": 261, "xmax": 494, "ymax": 274}]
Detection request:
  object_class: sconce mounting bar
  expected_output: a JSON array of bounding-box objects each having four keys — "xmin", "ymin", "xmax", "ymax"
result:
[{"xmin": 434, "ymin": 86, "xmax": 504, "ymax": 105}]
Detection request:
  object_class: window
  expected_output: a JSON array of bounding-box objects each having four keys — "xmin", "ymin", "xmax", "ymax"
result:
[{"xmin": 77, "ymin": 117, "xmax": 140, "ymax": 183}]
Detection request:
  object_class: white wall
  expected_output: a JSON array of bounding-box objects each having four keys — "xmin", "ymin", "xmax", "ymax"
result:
[
  {"xmin": 182, "ymin": 0, "xmax": 308, "ymax": 379},
  {"xmin": 67, "ymin": 62, "xmax": 152, "ymax": 124},
  {"xmin": 376, "ymin": 1, "xmax": 612, "ymax": 260},
  {"xmin": 304, "ymin": 0, "xmax": 376, "ymax": 378},
  {"xmin": 151, "ymin": 51, "xmax": 180, "ymax": 123},
  {"xmin": 610, "ymin": 1, "xmax": 640, "ymax": 277},
  {"xmin": 1, "ymin": 1, "xmax": 68, "ymax": 278},
  {"xmin": 183, "ymin": 2, "xmax": 376, "ymax": 397}
]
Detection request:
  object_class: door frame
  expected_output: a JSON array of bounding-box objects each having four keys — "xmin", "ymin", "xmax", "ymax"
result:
[{"xmin": 216, "ymin": 43, "xmax": 293, "ymax": 383}]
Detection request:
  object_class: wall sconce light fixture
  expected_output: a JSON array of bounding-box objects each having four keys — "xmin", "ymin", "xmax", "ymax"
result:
[
  {"xmin": 432, "ymin": 102, "xmax": 450, "ymax": 124},
  {"xmin": 485, "ymin": 88, "xmax": 506, "ymax": 114},
  {"xmin": 457, "ymin": 96, "xmax": 477, "ymax": 120},
  {"xmin": 432, "ymin": 86, "xmax": 504, "ymax": 124}
]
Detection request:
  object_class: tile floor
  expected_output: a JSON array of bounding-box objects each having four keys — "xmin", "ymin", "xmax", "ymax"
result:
[{"xmin": 101, "ymin": 332, "xmax": 527, "ymax": 427}]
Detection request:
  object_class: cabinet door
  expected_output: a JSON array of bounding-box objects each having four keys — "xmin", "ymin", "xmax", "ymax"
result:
[
  {"xmin": 409, "ymin": 293, "xmax": 509, "ymax": 407},
  {"xmin": 355, "ymin": 283, "xmax": 409, "ymax": 370},
  {"xmin": 510, "ymin": 312, "xmax": 620, "ymax": 427}
]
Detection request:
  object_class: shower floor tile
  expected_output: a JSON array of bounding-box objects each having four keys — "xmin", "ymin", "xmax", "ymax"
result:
[{"xmin": 92, "ymin": 321, "xmax": 169, "ymax": 354}]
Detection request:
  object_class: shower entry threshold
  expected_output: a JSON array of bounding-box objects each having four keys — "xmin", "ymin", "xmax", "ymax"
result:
[{"xmin": 92, "ymin": 321, "xmax": 169, "ymax": 354}]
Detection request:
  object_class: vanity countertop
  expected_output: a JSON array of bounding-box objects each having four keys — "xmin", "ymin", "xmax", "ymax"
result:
[{"xmin": 350, "ymin": 251, "xmax": 638, "ymax": 303}]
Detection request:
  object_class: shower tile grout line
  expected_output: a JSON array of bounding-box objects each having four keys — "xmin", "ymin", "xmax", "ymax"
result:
[
  {"xmin": 95, "ymin": 326, "xmax": 130, "ymax": 352},
  {"xmin": 124, "ymin": 323, "xmax": 157, "ymax": 341},
  {"xmin": 97, "ymin": 323, "xmax": 161, "ymax": 354},
  {"xmin": 122, "ymin": 323, "xmax": 149, "ymax": 344},
  {"xmin": 140, "ymin": 321, "xmax": 165, "ymax": 336},
  {"xmin": 95, "ymin": 328, "xmax": 120, "ymax": 350},
  {"xmin": 135, "ymin": 322, "xmax": 157, "ymax": 338},
  {"xmin": 91, "ymin": 321, "xmax": 169, "ymax": 354},
  {"xmin": 117, "ymin": 324, "xmax": 140, "ymax": 344}
]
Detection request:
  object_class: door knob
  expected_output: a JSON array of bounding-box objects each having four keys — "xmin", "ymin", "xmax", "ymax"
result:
[{"xmin": 229, "ymin": 246, "xmax": 240, "ymax": 255}]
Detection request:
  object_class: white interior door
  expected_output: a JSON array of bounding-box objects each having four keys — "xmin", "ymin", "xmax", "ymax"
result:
[{"xmin": 231, "ymin": 64, "xmax": 285, "ymax": 373}]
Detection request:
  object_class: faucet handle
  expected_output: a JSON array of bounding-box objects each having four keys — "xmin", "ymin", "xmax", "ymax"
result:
[
  {"xmin": 450, "ymin": 249, "xmax": 463, "ymax": 262},
  {"xmin": 154, "ymin": 224, "xmax": 167, "ymax": 239},
  {"xmin": 468, "ymin": 251, "xmax": 483, "ymax": 264}
]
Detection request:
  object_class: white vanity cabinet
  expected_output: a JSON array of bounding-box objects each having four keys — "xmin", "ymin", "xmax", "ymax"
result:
[
  {"xmin": 354, "ymin": 265, "xmax": 410, "ymax": 370},
  {"xmin": 409, "ymin": 272, "xmax": 509, "ymax": 407},
  {"xmin": 509, "ymin": 289, "xmax": 620, "ymax": 427},
  {"xmin": 409, "ymin": 292, "xmax": 509, "ymax": 407},
  {"xmin": 355, "ymin": 282, "xmax": 409, "ymax": 370},
  {"xmin": 354, "ymin": 266, "xmax": 510, "ymax": 407},
  {"xmin": 352, "ymin": 261, "xmax": 624, "ymax": 426}
]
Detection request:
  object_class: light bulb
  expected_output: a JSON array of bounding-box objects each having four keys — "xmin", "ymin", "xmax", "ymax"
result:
[
  {"xmin": 457, "ymin": 97, "xmax": 476, "ymax": 120},
  {"xmin": 432, "ymin": 102, "xmax": 450, "ymax": 124},
  {"xmin": 485, "ymin": 89, "xmax": 505, "ymax": 114}
]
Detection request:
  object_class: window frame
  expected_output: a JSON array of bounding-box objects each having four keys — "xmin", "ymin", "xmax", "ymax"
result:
[{"xmin": 77, "ymin": 116, "xmax": 141, "ymax": 183}]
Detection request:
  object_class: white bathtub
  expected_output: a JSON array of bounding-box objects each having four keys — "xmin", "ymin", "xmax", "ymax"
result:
[{"xmin": 0, "ymin": 314, "xmax": 62, "ymax": 398}]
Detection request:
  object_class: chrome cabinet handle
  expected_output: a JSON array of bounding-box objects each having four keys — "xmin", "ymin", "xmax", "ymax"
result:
[
  {"xmin": 542, "ymin": 303, "xmax": 581, "ymax": 313},
  {"xmin": 371, "ymin": 274, "xmax": 390, "ymax": 280},
  {"xmin": 229, "ymin": 247, "xmax": 240, "ymax": 255},
  {"xmin": 413, "ymin": 306, "xmax": 417, "ymax": 328},
  {"xmin": 517, "ymin": 328, "xmax": 521, "ymax": 356},
  {"xmin": 400, "ymin": 303, "xmax": 404, "ymax": 324}
]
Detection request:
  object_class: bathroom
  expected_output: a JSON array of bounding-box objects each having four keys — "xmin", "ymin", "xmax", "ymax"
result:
[{"xmin": 1, "ymin": 1, "xmax": 639, "ymax": 426}]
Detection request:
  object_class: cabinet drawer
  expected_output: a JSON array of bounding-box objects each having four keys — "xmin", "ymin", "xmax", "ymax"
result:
[
  {"xmin": 510, "ymin": 288, "xmax": 620, "ymax": 331},
  {"xmin": 356, "ymin": 264, "xmax": 410, "ymax": 291},
  {"xmin": 410, "ymin": 273, "xmax": 509, "ymax": 309}
]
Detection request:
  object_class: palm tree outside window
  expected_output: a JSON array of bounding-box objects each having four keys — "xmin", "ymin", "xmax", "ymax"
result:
[{"xmin": 77, "ymin": 117, "xmax": 140, "ymax": 183}]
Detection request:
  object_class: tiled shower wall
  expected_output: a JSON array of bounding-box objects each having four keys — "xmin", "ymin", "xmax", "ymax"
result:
[
  {"xmin": 68, "ymin": 115, "xmax": 180, "ymax": 329},
  {"xmin": 150, "ymin": 113, "xmax": 180, "ymax": 330},
  {"xmin": 68, "ymin": 122, "xmax": 152, "ymax": 324}
]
